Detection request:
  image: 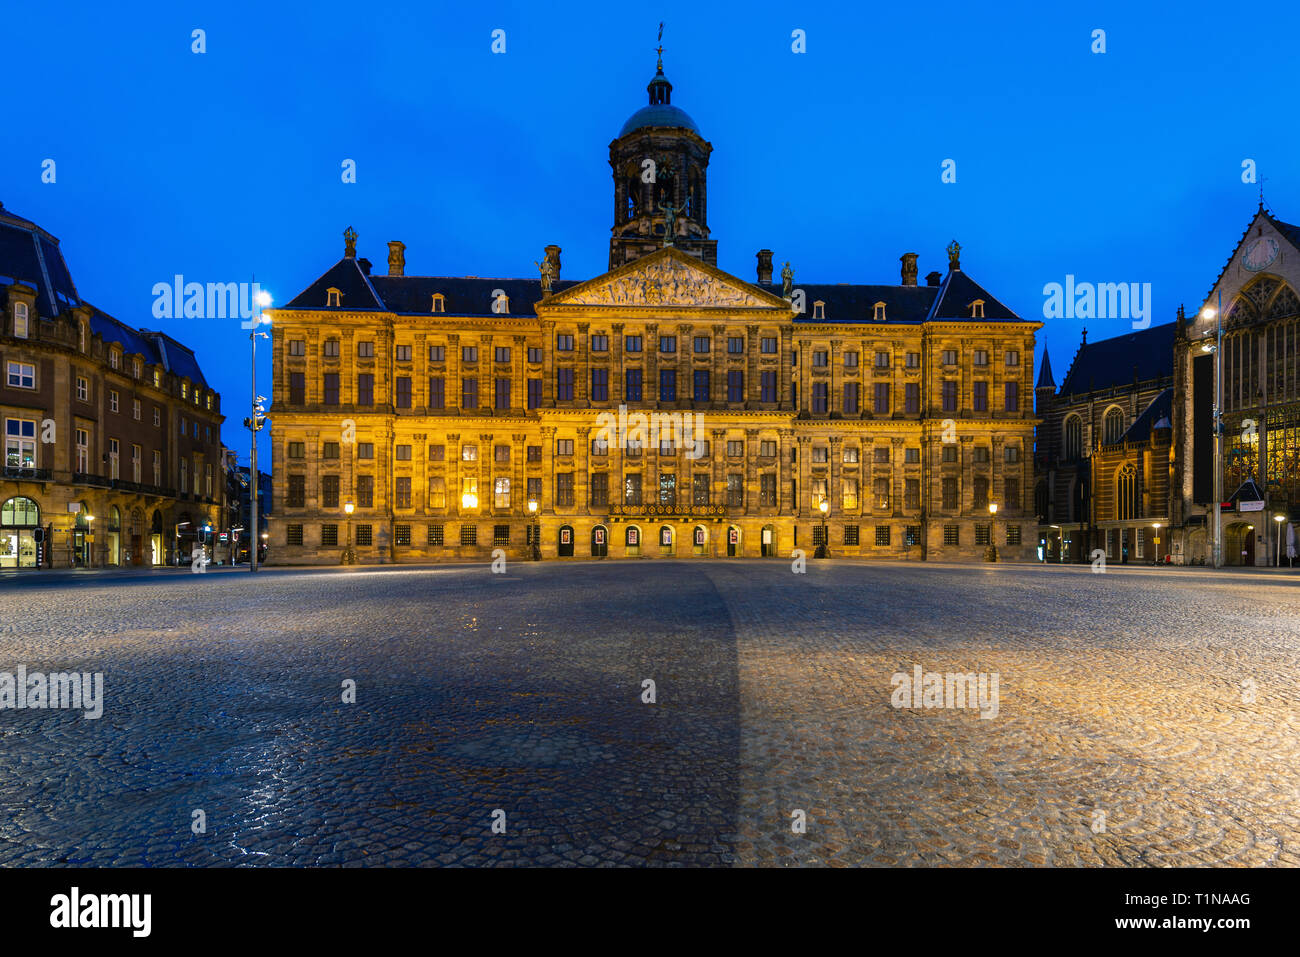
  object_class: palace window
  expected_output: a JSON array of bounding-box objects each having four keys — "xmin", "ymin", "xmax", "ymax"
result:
[
  {"xmin": 324, "ymin": 338, "xmax": 339, "ymax": 357},
  {"xmin": 942, "ymin": 380, "xmax": 957, "ymax": 412},
  {"xmin": 844, "ymin": 382, "xmax": 860, "ymax": 414},
  {"xmin": 556, "ymin": 473, "xmax": 574, "ymax": 507},
  {"xmin": 942, "ymin": 477, "xmax": 959, "ymax": 510}
]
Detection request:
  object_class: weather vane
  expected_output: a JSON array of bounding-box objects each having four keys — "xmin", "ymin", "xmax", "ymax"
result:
[{"xmin": 656, "ymin": 22, "xmax": 664, "ymax": 66}]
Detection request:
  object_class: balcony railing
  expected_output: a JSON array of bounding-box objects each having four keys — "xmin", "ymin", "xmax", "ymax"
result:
[
  {"xmin": 608, "ymin": 503, "xmax": 728, "ymax": 519},
  {"xmin": 1, "ymin": 466, "xmax": 52, "ymax": 482},
  {"xmin": 71, "ymin": 472, "xmax": 111, "ymax": 487}
]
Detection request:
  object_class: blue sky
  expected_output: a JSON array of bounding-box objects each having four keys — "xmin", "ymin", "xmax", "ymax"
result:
[{"xmin": 5, "ymin": 0, "xmax": 1297, "ymax": 465}]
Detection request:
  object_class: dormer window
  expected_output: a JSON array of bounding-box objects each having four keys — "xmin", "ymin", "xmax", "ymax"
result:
[
  {"xmin": 132, "ymin": 358, "xmax": 142, "ymax": 378},
  {"xmin": 152, "ymin": 369, "xmax": 161, "ymax": 388},
  {"xmin": 970, "ymin": 299, "xmax": 985, "ymax": 318},
  {"xmin": 181, "ymin": 381, "xmax": 189, "ymax": 400},
  {"xmin": 12, "ymin": 302, "xmax": 28, "ymax": 338},
  {"xmin": 79, "ymin": 322, "xmax": 86, "ymax": 352},
  {"xmin": 326, "ymin": 287, "xmax": 342, "ymax": 308},
  {"xmin": 110, "ymin": 349, "xmax": 120, "ymax": 369},
  {"xmin": 873, "ymin": 301, "xmax": 886, "ymax": 321},
  {"xmin": 431, "ymin": 294, "xmax": 445, "ymax": 313},
  {"xmin": 813, "ymin": 300, "xmax": 825, "ymax": 320}
]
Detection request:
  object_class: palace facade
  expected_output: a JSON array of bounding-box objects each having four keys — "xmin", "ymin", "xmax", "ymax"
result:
[
  {"xmin": 267, "ymin": 56, "xmax": 1041, "ymax": 564},
  {"xmin": 0, "ymin": 202, "xmax": 225, "ymax": 568}
]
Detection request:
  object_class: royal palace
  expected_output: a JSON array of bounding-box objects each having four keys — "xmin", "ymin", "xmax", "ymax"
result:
[{"xmin": 266, "ymin": 54, "xmax": 1041, "ymax": 564}]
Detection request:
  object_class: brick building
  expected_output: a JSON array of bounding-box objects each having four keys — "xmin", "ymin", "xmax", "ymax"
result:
[
  {"xmin": 0, "ymin": 202, "xmax": 224, "ymax": 568},
  {"xmin": 1034, "ymin": 324, "xmax": 1176, "ymax": 563},
  {"xmin": 266, "ymin": 54, "xmax": 1041, "ymax": 564}
]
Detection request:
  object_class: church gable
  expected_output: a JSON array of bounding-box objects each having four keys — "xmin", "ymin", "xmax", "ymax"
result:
[
  {"xmin": 1190, "ymin": 208, "xmax": 1300, "ymax": 339},
  {"xmin": 542, "ymin": 247, "xmax": 788, "ymax": 312}
]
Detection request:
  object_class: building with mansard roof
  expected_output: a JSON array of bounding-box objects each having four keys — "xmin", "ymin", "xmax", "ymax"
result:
[
  {"xmin": 266, "ymin": 53, "xmax": 1041, "ymax": 564},
  {"xmin": 0, "ymin": 201, "xmax": 225, "ymax": 568}
]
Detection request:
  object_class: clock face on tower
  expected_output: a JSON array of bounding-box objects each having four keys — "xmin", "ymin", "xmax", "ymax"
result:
[{"xmin": 1243, "ymin": 236, "xmax": 1280, "ymax": 272}]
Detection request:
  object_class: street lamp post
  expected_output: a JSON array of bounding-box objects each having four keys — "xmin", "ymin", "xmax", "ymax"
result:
[
  {"xmin": 985, "ymin": 502, "xmax": 999, "ymax": 562},
  {"xmin": 1275, "ymin": 513, "xmax": 1285, "ymax": 566},
  {"xmin": 1152, "ymin": 522, "xmax": 1162, "ymax": 565},
  {"xmin": 816, "ymin": 499, "xmax": 829, "ymax": 558},
  {"xmin": 528, "ymin": 499, "xmax": 540, "ymax": 561},
  {"xmin": 343, "ymin": 500, "xmax": 355, "ymax": 565},
  {"xmin": 247, "ymin": 290, "xmax": 272, "ymax": 574},
  {"xmin": 1202, "ymin": 298, "xmax": 1223, "ymax": 568}
]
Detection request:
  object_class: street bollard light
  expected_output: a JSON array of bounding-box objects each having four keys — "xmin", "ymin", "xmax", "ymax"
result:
[
  {"xmin": 342, "ymin": 500, "xmax": 355, "ymax": 565},
  {"xmin": 815, "ymin": 499, "xmax": 829, "ymax": 558},
  {"xmin": 985, "ymin": 502, "xmax": 999, "ymax": 562}
]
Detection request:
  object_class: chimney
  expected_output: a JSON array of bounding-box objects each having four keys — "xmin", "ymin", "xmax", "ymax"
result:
[
  {"xmin": 925, "ymin": 271, "xmax": 942, "ymax": 287},
  {"xmin": 357, "ymin": 258, "xmax": 372, "ymax": 275},
  {"xmin": 756, "ymin": 249, "xmax": 774, "ymax": 284},
  {"xmin": 387, "ymin": 241, "xmax": 406, "ymax": 277},
  {"xmin": 545, "ymin": 244, "xmax": 562, "ymax": 280},
  {"xmin": 900, "ymin": 252, "xmax": 918, "ymax": 286}
]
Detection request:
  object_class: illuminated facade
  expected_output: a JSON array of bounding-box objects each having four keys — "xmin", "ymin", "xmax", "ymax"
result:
[
  {"xmin": 0, "ymin": 203, "xmax": 224, "ymax": 568},
  {"xmin": 266, "ymin": 57, "xmax": 1040, "ymax": 564},
  {"xmin": 1173, "ymin": 207, "xmax": 1300, "ymax": 565}
]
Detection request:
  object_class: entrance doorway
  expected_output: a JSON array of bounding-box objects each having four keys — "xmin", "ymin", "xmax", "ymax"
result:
[
  {"xmin": 591, "ymin": 524, "xmax": 608, "ymax": 558},
  {"xmin": 760, "ymin": 524, "xmax": 774, "ymax": 557},
  {"xmin": 0, "ymin": 496, "xmax": 40, "ymax": 568},
  {"xmin": 558, "ymin": 524, "xmax": 574, "ymax": 557},
  {"xmin": 727, "ymin": 525, "xmax": 740, "ymax": 557}
]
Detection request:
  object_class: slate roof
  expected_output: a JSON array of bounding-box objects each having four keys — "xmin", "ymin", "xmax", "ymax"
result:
[
  {"xmin": 0, "ymin": 203, "xmax": 81, "ymax": 318},
  {"xmin": 1058, "ymin": 322, "xmax": 1176, "ymax": 398},
  {"xmin": 285, "ymin": 254, "xmax": 1026, "ymax": 326},
  {"xmin": 1036, "ymin": 349, "xmax": 1055, "ymax": 389},
  {"xmin": 284, "ymin": 257, "xmax": 386, "ymax": 311},
  {"xmin": 370, "ymin": 276, "xmax": 581, "ymax": 316},
  {"xmin": 1119, "ymin": 388, "xmax": 1173, "ymax": 443},
  {"xmin": 0, "ymin": 202, "xmax": 212, "ymax": 388}
]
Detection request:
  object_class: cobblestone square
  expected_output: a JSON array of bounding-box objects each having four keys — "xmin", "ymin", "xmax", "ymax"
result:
[{"xmin": 0, "ymin": 561, "xmax": 1297, "ymax": 867}]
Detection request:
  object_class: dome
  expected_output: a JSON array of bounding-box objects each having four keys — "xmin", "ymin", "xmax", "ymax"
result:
[{"xmin": 619, "ymin": 103, "xmax": 700, "ymax": 138}]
